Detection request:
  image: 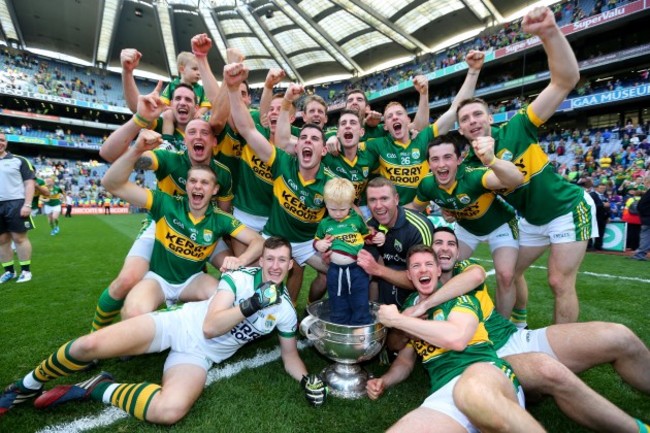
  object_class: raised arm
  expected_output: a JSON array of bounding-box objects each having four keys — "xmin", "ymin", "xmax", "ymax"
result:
[
  {"xmin": 527, "ymin": 6, "xmax": 580, "ymax": 123},
  {"xmin": 259, "ymin": 68, "xmax": 286, "ymax": 127},
  {"xmin": 224, "ymin": 63, "xmax": 273, "ymax": 162},
  {"xmin": 101, "ymin": 129, "xmax": 162, "ymax": 207},
  {"xmin": 435, "ymin": 50, "xmax": 485, "ymax": 134},
  {"xmin": 275, "ymin": 83, "xmax": 302, "ymax": 152},
  {"xmin": 209, "ymin": 48, "xmax": 244, "ymax": 134},
  {"xmin": 100, "ymin": 81, "xmax": 164, "ymax": 163},
  {"xmin": 191, "ymin": 33, "xmax": 219, "ymax": 104},
  {"xmin": 410, "ymin": 75, "xmax": 430, "ymax": 132},
  {"xmin": 120, "ymin": 49, "xmax": 143, "ymax": 113},
  {"xmin": 472, "ymin": 136, "xmax": 524, "ymax": 189}
]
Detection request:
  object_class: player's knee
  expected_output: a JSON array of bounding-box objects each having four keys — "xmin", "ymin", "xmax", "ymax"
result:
[
  {"xmin": 532, "ymin": 357, "xmax": 572, "ymax": 394},
  {"xmin": 109, "ymin": 273, "xmax": 140, "ymax": 298},
  {"xmin": 121, "ymin": 302, "xmax": 148, "ymax": 320},
  {"xmin": 454, "ymin": 365, "xmax": 489, "ymax": 412},
  {"xmin": 149, "ymin": 400, "xmax": 191, "ymax": 425},
  {"xmin": 72, "ymin": 334, "xmax": 102, "ymax": 358},
  {"xmin": 547, "ymin": 272, "xmax": 573, "ymax": 294},
  {"xmin": 495, "ymin": 269, "xmax": 515, "ymax": 290}
]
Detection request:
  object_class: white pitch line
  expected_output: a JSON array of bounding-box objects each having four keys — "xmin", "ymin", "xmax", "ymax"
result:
[
  {"xmin": 475, "ymin": 258, "xmax": 650, "ymax": 284},
  {"xmin": 36, "ymin": 341, "xmax": 310, "ymax": 433}
]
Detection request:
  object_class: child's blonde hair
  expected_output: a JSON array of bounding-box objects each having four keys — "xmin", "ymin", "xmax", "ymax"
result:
[
  {"xmin": 177, "ymin": 51, "xmax": 196, "ymax": 74},
  {"xmin": 324, "ymin": 178, "xmax": 355, "ymax": 205}
]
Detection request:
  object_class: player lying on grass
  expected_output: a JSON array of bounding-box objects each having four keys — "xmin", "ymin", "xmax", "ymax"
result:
[
  {"xmin": 366, "ymin": 244, "xmax": 545, "ymax": 433},
  {"xmin": 407, "ymin": 227, "xmax": 650, "ymax": 432},
  {"xmin": 0, "ymin": 235, "xmax": 327, "ymax": 423}
]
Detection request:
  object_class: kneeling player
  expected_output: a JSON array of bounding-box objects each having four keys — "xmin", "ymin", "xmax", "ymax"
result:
[{"xmin": 0, "ymin": 237, "xmax": 326, "ymax": 423}]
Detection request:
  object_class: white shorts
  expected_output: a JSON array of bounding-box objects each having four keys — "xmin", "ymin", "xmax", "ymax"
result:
[
  {"xmin": 233, "ymin": 207, "xmax": 268, "ymax": 233},
  {"xmin": 143, "ymin": 271, "xmax": 203, "ymax": 305},
  {"xmin": 127, "ymin": 220, "xmax": 155, "ymax": 260},
  {"xmin": 420, "ymin": 370, "xmax": 525, "ymax": 433},
  {"xmin": 262, "ymin": 233, "xmax": 316, "ymax": 265},
  {"xmin": 496, "ymin": 328, "xmax": 558, "ymax": 359},
  {"xmin": 455, "ymin": 221, "xmax": 518, "ymax": 253},
  {"xmin": 146, "ymin": 305, "xmax": 213, "ymax": 372},
  {"xmin": 44, "ymin": 204, "xmax": 61, "ymax": 215},
  {"xmin": 519, "ymin": 192, "xmax": 597, "ymax": 247}
]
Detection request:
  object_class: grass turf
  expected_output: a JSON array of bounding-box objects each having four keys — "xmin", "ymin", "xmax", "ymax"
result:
[{"xmin": 0, "ymin": 213, "xmax": 648, "ymax": 432}]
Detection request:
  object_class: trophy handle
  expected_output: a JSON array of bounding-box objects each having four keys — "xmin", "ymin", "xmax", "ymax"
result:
[{"xmin": 299, "ymin": 315, "xmax": 321, "ymax": 341}]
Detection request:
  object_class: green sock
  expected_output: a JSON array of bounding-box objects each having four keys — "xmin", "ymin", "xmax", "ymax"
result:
[
  {"xmin": 19, "ymin": 260, "xmax": 31, "ymax": 272},
  {"xmin": 2, "ymin": 262, "xmax": 14, "ymax": 273},
  {"xmin": 109, "ymin": 382, "xmax": 161, "ymax": 420},
  {"xmin": 91, "ymin": 288, "xmax": 124, "ymax": 332},
  {"xmin": 510, "ymin": 308, "xmax": 527, "ymax": 325},
  {"xmin": 32, "ymin": 340, "xmax": 92, "ymax": 382}
]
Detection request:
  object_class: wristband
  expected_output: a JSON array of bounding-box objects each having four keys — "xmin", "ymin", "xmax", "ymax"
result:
[
  {"xmin": 133, "ymin": 113, "xmax": 152, "ymax": 129},
  {"xmin": 23, "ymin": 204, "xmax": 32, "ymax": 208},
  {"xmin": 192, "ymin": 50, "xmax": 207, "ymax": 58},
  {"xmin": 486, "ymin": 156, "xmax": 497, "ymax": 167}
]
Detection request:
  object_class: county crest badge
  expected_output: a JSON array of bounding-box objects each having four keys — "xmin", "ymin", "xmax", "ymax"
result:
[{"xmin": 203, "ymin": 229, "xmax": 213, "ymax": 243}]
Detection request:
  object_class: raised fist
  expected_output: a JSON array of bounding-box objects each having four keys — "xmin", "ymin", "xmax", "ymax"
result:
[
  {"xmin": 191, "ymin": 33, "xmax": 212, "ymax": 58},
  {"xmin": 121, "ymin": 49, "xmax": 142, "ymax": 72}
]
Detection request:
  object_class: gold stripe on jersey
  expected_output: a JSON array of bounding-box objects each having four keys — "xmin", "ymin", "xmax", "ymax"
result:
[
  {"xmin": 501, "ymin": 143, "xmax": 548, "ymax": 194},
  {"xmin": 154, "ymin": 216, "xmax": 217, "ymax": 261},
  {"xmin": 412, "ymin": 320, "xmax": 491, "ymax": 363},
  {"xmin": 449, "ymin": 192, "xmax": 496, "ymax": 220},
  {"xmin": 241, "ymin": 145, "xmax": 273, "ymax": 185},
  {"xmin": 378, "ymin": 159, "xmax": 429, "ymax": 189},
  {"xmin": 273, "ymin": 178, "xmax": 326, "ymax": 224},
  {"xmin": 217, "ymin": 131, "xmax": 244, "ymax": 158}
]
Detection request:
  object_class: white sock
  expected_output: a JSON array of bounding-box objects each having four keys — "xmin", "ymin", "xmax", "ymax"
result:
[{"xmin": 103, "ymin": 383, "xmax": 120, "ymax": 404}]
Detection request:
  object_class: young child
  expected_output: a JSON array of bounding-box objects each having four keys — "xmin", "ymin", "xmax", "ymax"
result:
[
  {"xmin": 160, "ymin": 51, "xmax": 211, "ymax": 135},
  {"xmin": 314, "ymin": 178, "xmax": 384, "ymax": 325},
  {"xmin": 161, "ymin": 51, "xmax": 211, "ymax": 114}
]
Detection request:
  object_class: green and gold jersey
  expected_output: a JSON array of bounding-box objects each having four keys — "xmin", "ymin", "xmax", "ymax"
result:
[
  {"xmin": 32, "ymin": 177, "xmax": 46, "ymax": 208},
  {"xmin": 450, "ymin": 259, "xmax": 517, "ymax": 351},
  {"xmin": 464, "ymin": 107, "xmax": 584, "ymax": 225},
  {"xmin": 150, "ymin": 149, "xmax": 233, "ymax": 203},
  {"xmin": 402, "ymin": 287, "xmax": 502, "ymax": 394},
  {"xmin": 263, "ymin": 147, "xmax": 334, "ymax": 242},
  {"xmin": 160, "ymin": 78, "xmax": 211, "ymax": 108},
  {"xmin": 314, "ymin": 210, "xmax": 369, "ymax": 258},
  {"xmin": 365, "ymin": 122, "xmax": 439, "ymax": 205},
  {"xmin": 322, "ymin": 143, "xmax": 379, "ymax": 207},
  {"xmin": 145, "ymin": 190, "xmax": 244, "ymax": 284},
  {"xmin": 414, "ymin": 166, "xmax": 516, "ymax": 236},
  {"xmin": 148, "ymin": 117, "xmax": 186, "ymax": 152},
  {"xmin": 46, "ymin": 184, "xmax": 64, "ymax": 206},
  {"xmin": 215, "ymin": 110, "xmax": 267, "ymax": 187}
]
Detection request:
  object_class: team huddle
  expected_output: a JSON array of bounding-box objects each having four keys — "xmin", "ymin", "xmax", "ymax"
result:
[{"xmin": 0, "ymin": 6, "xmax": 649, "ymax": 432}]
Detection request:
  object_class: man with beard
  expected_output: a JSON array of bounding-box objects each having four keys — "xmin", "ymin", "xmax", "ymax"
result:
[
  {"xmin": 366, "ymin": 243, "xmax": 543, "ymax": 433},
  {"xmin": 408, "ymin": 133, "xmax": 524, "ymax": 321},
  {"xmin": 226, "ymin": 63, "xmax": 332, "ymax": 302},
  {"xmin": 457, "ymin": 7, "xmax": 593, "ymax": 324},
  {"xmin": 411, "ymin": 227, "xmax": 650, "ymax": 433}
]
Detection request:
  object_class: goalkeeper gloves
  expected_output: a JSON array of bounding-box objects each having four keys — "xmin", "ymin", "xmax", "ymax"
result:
[
  {"xmin": 301, "ymin": 374, "xmax": 328, "ymax": 407},
  {"xmin": 239, "ymin": 281, "xmax": 281, "ymax": 317}
]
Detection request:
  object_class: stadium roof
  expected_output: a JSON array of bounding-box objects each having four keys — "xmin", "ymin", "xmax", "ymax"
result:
[{"xmin": 0, "ymin": 0, "xmax": 525, "ymax": 85}]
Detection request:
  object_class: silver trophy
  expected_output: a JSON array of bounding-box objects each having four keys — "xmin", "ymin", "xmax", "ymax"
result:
[{"xmin": 300, "ymin": 300, "xmax": 387, "ymax": 399}]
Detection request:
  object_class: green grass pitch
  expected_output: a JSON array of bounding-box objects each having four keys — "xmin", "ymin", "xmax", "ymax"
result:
[{"xmin": 0, "ymin": 214, "xmax": 648, "ymax": 432}]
